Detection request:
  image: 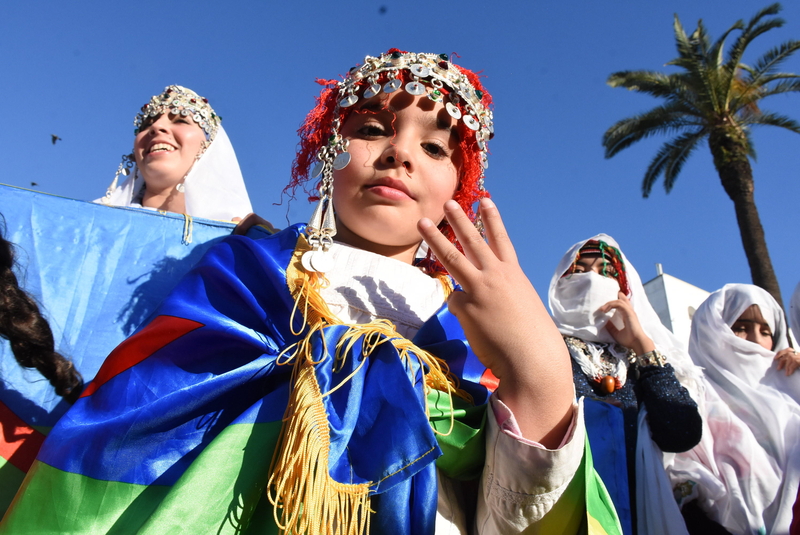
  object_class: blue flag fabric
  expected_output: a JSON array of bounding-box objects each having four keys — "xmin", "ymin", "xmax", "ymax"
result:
[{"xmin": 0, "ymin": 184, "xmax": 252, "ymax": 427}]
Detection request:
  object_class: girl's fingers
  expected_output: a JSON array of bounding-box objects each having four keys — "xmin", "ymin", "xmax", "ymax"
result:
[
  {"xmin": 441, "ymin": 200, "xmax": 492, "ymax": 268},
  {"xmin": 417, "ymin": 218, "xmax": 476, "ymax": 289},
  {"xmin": 478, "ymin": 198, "xmax": 517, "ymax": 263}
]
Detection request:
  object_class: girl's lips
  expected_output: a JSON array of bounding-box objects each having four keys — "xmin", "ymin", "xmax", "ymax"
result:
[
  {"xmin": 366, "ymin": 184, "xmax": 413, "ymax": 201},
  {"xmin": 366, "ymin": 178, "xmax": 414, "ymax": 200}
]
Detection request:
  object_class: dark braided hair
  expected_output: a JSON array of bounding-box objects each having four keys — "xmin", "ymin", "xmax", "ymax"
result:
[{"xmin": 0, "ymin": 221, "xmax": 82, "ymax": 403}]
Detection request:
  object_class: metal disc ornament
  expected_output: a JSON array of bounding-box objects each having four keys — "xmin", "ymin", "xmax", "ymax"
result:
[
  {"xmin": 333, "ymin": 152, "xmax": 351, "ymax": 170},
  {"xmin": 409, "ymin": 64, "xmax": 430, "ymax": 77},
  {"xmin": 301, "ymin": 251, "xmax": 317, "ymax": 273},
  {"xmin": 384, "ymin": 79, "xmax": 402, "ymax": 93},
  {"xmin": 363, "ymin": 83, "xmax": 382, "ymax": 99},
  {"xmin": 309, "ymin": 250, "xmax": 334, "ymax": 273},
  {"xmin": 405, "ymin": 81, "xmax": 426, "ymax": 96},
  {"xmin": 311, "ymin": 161, "xmax": 324, "ymax": 179},
  {"xmin": 339, "ymin": 94, "xmax": 359, "ymax": 108},
  {"xmin": 445, "ymin": 102, "xmax": 462, "ymax": 120},
  {"xmin": 463, "ymin": 114, "xmax": 480, "ymax": 131}
]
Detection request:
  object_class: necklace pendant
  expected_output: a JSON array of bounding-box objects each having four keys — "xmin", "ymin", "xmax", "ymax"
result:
[{"xmin": 601, "ymin": 375, "xmax": 616, "ymax": 394}]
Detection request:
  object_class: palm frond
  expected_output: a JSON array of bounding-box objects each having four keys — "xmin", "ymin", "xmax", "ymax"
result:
[
  {"xmin": 607, "ymin": 71, "xmax": 703, "ymax": 112},
  {"xmin": 641, "ymin": 130, "xmax": 704, "ymax": 197},
  {"xmin": 710, "ymin": 20, "xmax": 745, "ymax": 69},
  {"xmin": 747, "ymin": 40, "xmax": 800, "ymax": 81},
  {"xmin": 603, "ymin": 103, "xmax": 703, "ymax": 158},
  {"xmin": 732, "ymin": 77, "xmax": 800, "ymax": 111},
  {"xmin": 669, "ymin": 16, "xmax": 724, "ymax": 113},
  {"xmin": 663, "ymin": 131, "xmax": 706, "ymax": 192},
  {"xmin": 744, "ymin": 111, "xmax": 800, "ymax": 134},
  {"xmin": 725, "ymin": 3, "xmax": 784, "ymax": 73}
]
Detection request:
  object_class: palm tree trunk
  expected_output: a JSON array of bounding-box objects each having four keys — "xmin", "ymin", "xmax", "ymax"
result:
[{"xmin": 709, "ymin": 131, "xmax": 784, "ymax": 309}]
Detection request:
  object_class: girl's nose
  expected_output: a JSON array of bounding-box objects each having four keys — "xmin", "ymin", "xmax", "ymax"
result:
[{"xmin": 381, "ymin": 143, "xmax": 412, "ymax": 172}]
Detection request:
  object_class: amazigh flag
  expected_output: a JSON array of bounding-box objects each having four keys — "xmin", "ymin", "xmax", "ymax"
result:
[{"xmin": 0, "ymin": 184, "xmax": 265, "ymax": 517}]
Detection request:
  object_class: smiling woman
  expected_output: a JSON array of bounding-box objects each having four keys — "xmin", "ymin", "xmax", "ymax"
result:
[{"xmin": 96, "ymin": 85, "xmax": 252, "ymax": 221}]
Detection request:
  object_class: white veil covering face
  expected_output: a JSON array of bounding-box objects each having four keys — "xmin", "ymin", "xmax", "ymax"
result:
[
  {"xmin": 97, "ymin": 125, "xmax": 252, "ymax": 222},
  {"xmin": 667, "ymin": 284, "xmax": 800, "ymax": 534}
]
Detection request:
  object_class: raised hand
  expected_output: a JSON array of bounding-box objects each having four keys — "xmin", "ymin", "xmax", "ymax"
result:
[
  {"xmin": 775, "ymin": 348, "xmax": 800, "ymax": 376},
  {"xmin": 600, "ymin": 292, "xmax": 656, "ymax": 357},
  {"xmin": 417, "ymin": 199, "xmax": 573, "ymax": 446}
]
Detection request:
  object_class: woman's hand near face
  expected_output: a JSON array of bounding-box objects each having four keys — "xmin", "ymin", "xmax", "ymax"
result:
[
  {"xmin": 774, "ymin": 348, "xmax": 800, "ymax": 376},
  {"xmin": 600, "ymin": 293, "xmax": 656, "ymax": 357},
  {"xmin": 418, "ymin": 198, "xmax": 574, "ymax": 447}
]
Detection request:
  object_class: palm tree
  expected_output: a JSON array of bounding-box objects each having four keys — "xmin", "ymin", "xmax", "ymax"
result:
[{"xmin": 603, "ymin": 3, "xmax": 800, "ymax": 308}]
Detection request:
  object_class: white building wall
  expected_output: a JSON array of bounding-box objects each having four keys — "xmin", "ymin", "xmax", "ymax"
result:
[{"xmin": 643, "ymin": 272, "xmax": 710, "ymax": 345}]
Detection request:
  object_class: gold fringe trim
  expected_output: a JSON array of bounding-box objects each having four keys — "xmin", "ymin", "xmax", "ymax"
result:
[
  {"xmin": 267, "ymin": 236, "xmax": 468, "ymax": 534},
  {"xmin": 267, "ymin": 352, "xmax": 371, "ymax": 535}
]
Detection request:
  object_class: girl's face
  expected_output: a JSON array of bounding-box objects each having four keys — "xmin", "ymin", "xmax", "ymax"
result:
[
  {"xmin": 731, "ymin": 304, "xmax": 774, "ymax": 350},
  {"xmin": 332, "ymin": 91, "xmax": 462, "ymax": 263},
  {"xmin": 133, "ymin": 113, "xmax": 206, "ymax": 193}
]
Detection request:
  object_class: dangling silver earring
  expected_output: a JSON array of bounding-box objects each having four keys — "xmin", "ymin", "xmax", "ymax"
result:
[
  {"xmin": 302, "ymin": 118, "xmax": 350, "ymax": 273},
  {"xmin": 103, "ymin": 154, "xmax": 134, "ymax": 203},
  {"xmin": 175, "ymin": 141, "xmax": 206, "ymax": 195}
]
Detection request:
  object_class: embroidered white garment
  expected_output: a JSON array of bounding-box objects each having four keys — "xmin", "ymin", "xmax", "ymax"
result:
[
  {"xmin": 670, "ymin": 283, "xmax": 800, "ymax": 534},
  {"xmin": 315, "ymin": 242, "xmax": 585, "ymax": 533},
  {"xmin": 95, "ymin": 126, "xmax": 252, "ymax": 222}
]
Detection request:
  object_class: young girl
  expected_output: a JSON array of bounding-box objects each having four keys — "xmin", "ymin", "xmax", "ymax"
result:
[
  {"xmin": 97, "ymin": 85, "xmax": 252, "ymax": 221},
  {"xmin": 2, "ymin": 50, "xmax": 609, "ymax": 534},
  {"xmin": 668, "ymin": 284, "xmax": 800, "ymax": 534}
]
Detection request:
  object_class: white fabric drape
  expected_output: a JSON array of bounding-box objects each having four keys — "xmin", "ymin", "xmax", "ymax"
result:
[
  {"xmin": 791, "ymin": 281, "xmax": 800, "ymax": 350},
  {"xmin": 668, "ymin": 283, "xmax": 800, "ymax": 534},
  {"xmin": 96, "ymin": 126, "xmax": 252, "ymax": 222}
]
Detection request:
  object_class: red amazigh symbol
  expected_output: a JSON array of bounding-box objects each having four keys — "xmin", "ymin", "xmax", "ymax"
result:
[{"xmin": 81, "ymin": 315, "xmax": 204, "ymax": 398}]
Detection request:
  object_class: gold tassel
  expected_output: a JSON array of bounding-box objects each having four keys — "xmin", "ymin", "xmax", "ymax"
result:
[
  {"xmin": 267, "ymin": 347, "xmax": 372, "ymax": 535},
  {"xmin": 267, "ymin": 236, "xmax": 467, "ymax": 534}
]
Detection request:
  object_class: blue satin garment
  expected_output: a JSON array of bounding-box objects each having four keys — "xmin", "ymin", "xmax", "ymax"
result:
[{"xmin": 38, "ymin": 224, "xmax": 493, "ymax": 532}]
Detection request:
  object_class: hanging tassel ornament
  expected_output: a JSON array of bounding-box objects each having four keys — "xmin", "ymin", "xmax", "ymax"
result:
[
  {"xmin": 103, "ymin": 154, "xmax": 134, "ymax": 201},
  {"xmin": 303, "ymin": 118, "xmax": 349, "ymax": 274}
]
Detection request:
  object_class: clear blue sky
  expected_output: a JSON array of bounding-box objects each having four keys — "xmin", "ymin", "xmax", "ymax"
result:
[{"xmin": 2, "ymin": 0, "xmax": 798, "ymax": 306}]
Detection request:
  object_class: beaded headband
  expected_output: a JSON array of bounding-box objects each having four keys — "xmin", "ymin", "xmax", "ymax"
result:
[
  {"xmin": 290, "ymin": 49, "xmax": 494, "ymax": 275},
  {"xmin": 134, "ymin": 85, "xmax": 220, "ymax": 141},
  {"xmin": 574, "ymin": 240, "xmax": 630, "ymax": 295},
  {"xmin": 103, "ymin": 85, "xmax": 219, "ymax": 202}
]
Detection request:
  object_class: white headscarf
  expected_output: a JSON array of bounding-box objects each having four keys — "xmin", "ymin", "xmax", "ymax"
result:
[
  {"xmin": 96, "ymin": 125, "xmax": 252, "ymax": 222},
  {"xmin": 667, "ymin": 284, "xmax": 800, "ymax": 534}
]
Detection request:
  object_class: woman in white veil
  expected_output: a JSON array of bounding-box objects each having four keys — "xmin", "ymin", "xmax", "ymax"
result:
[
  {"xmin": 548, "ymin": 234, "xmax": 703, "ymax": 535},
  {"xmin": 97, "ymin": 85, "xmax": 252, "ymax": 222},
  {"xmin": 668, "ymin": 284, "xmax": 800, "ymax": 534}
]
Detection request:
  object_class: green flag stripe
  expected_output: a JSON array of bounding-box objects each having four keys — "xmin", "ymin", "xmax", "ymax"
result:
[{"xmin": 1, "ymin": 421, "xmax": 282, "ymax": 534}]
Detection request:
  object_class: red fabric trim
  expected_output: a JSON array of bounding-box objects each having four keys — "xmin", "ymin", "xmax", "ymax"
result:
[
  {"xmin": 0, "ymin": 400, "xmax": 45, "ymax": 473},
  {"xmin": 80, "ymin": 315, "xmax": 203, "ymax": 398},
  {"xmin": 480, "ymin": 368, "xmax": 499, "ymax": 392}
]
